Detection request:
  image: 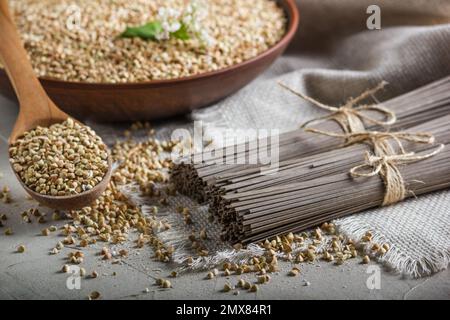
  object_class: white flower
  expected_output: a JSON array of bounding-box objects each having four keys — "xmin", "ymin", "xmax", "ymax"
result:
[
  {"xmin": 168, "ymin": 21, "xmax": 181, "ymax": 33},
  {"xmin": 158, "ymin": 7, "xmax": 166, "ymax": 17},
  {"xmin": 154, "ymin": 0, "xmax": 216, "ymax": 46},
  {"xmin": 182, "ymin": 14, "xmax": 193, "ymax": 25},
  {"xmin": 158, "ymin": 7, "xmax": 181, "ymax": 24},
  {"xmin": 161, "ymin": 21, "xmax": 170, "ymax": 29},
  {"xmin": 166, "ymin": 8, "xmax": 180, "ymax": 19},
  {"xmin": 185, "ymin": 4, "xmax": 194, "ymax": 14}
]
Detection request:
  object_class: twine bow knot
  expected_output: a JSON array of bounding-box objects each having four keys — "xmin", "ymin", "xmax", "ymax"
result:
[{"xmin": 350, "ymin": 144, "xmax": 445, "ymax": 205}]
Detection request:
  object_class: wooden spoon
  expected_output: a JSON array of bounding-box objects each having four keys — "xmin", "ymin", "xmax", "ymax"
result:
[{"xmin": 0, "ymin": 0, "xmax": 112, "ymax": 210}]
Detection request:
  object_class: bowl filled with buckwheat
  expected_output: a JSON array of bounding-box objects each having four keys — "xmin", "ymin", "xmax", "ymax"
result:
[{"xmin": 0, "ymin": 0, "xmax": 299, "ymax": 121}]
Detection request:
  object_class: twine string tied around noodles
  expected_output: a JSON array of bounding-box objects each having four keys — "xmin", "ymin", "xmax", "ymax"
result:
[
  {"xmin": 350, "ymin": 144, "xmax": 445, "ymax": 205},
  {"xmin": 303, "ymin": 127, "xmax": 443, "ymax": 206},
  {"xmin": 278, "ymin": 80, "xmax": 444, "ymax": 205},
  {"xmin": 278, "ymin": 81, "xmax": 396, "ymax": 135}
]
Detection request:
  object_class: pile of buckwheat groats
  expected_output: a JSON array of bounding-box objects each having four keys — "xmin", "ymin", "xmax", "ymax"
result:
[
  {"xmin": 1, "ymin": 122, "xmax": 392, "ymax": 298},
  {"xmin": 4, "ymin": 0, "xmax": 287, "ymax": 83},
  {"xmin": 9, "ymin": 118, "xmax": 109, "ymax": 196}
]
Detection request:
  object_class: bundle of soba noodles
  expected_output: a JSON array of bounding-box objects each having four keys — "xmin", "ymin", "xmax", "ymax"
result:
[{"xmin": 172, "ymin": 76, "xmax": 450, "ymax": 243}]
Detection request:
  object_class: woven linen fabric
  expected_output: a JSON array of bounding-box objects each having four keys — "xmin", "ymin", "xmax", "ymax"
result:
[{"xmin": 187, "ymin": 0, "xmax": 450, "ymax": 277}]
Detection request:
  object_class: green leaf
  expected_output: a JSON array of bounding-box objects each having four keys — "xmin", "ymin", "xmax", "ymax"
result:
[
  {"xmin": 171, "ymin": 23, "xmax": 190, "ymax": 40},
  {"xmin": 121, "ymin": 21, "xmax": 163, "ymax": 40}
]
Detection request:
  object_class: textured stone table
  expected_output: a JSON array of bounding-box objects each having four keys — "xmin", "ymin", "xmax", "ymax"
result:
[{"xmin": 0, "ymin": 95, "xmax": 449, "ymax": 300}]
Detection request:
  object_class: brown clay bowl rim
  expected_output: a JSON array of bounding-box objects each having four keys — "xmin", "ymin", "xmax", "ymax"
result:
[{"xmin": 10, "ymin": 0, "xmax": 299, "ymax": 90}]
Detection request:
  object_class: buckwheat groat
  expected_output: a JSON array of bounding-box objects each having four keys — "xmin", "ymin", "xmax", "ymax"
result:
[{"xmin": 9, "ymin": 118, "xmax": 109, "ymax": 196}]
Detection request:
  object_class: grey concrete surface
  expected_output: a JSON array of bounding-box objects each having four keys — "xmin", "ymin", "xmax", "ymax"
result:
[{"xmin": 0, "ymin": 95, "xmax": 449, "ymax": 300}]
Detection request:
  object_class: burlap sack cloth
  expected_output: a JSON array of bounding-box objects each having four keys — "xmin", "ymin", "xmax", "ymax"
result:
[
  {"xmin": 190, "ymin": 0, "xmax": 450, "ymax": 277},
  {"xmin": 97, "ymin": 0, "xmax": 450, "ymax": 278}
]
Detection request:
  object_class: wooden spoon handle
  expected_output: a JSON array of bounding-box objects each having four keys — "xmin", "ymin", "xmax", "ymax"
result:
[
  {"xmin": 0, "ymin": 0, "xmax": 68, "ymax": 143},
  {"xmin": 0, "ymin": 1, "xmax": 49, "ymax": 109}
]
